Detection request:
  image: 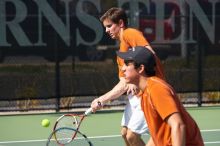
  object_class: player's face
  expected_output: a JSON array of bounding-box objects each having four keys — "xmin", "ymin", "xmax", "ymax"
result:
[
  {"xmin": 103, "ymin": 19, "xmax": 121, "ymax": 40},
  {"xmin": 122, "ymin": 62, "xmax": 139, "ymax": 85}
]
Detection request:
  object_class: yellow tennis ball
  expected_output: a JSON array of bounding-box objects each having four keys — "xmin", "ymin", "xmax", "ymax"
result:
[{"xmin": 41, "ymin": 119, "xmax": 50, "ymax": 127}]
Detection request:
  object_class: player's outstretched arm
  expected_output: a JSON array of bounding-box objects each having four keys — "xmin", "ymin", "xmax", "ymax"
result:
[{"xmin": 91, "ymin": 77, "xmax": 128, "ymax": 111}]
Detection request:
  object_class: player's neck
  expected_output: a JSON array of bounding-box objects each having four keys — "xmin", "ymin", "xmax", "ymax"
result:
[
  {"xmin": 119, "ymin": 27, "xmax": 126, "ymax": 41},
  {"xmin": 139, "ymin": 76, "xmax": 148, "ymax": 92}
]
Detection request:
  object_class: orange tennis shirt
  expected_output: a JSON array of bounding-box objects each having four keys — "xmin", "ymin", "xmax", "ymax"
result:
[
  {"xmin": 117, "ymin": 28, "xmax": 164, "ymax": 79},
  {"xmin": 141, "ymin": 77, "xmax": 204, "ymax": 146}
]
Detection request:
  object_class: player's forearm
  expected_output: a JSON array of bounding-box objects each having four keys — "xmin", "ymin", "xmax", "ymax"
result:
[{"xmin": 98, "ymin": 78, "xmax": 128, "ymax": 104}]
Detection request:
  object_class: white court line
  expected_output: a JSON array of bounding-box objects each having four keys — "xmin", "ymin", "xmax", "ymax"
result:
[
  {"xmin": 205, "ymin": 141, "xmax": 220, "ymax": 144},
  {"xmin": 201, "ymin": 129, "xmax": 220, "ymax": 132},
  {"xmin": 0, "ymin": 129, "xmax": 220, "ymax": 144},
  {"xmin": 0, "ymin": 135, "xmax": 122, "ymax": 144}
]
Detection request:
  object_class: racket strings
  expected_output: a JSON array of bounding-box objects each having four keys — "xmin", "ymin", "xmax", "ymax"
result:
[
  {"xmin": 55, "ymin": 128, "xmax": 72, "ymax": 144},
  {"xmin": 73, "ymin": 116, "xmax": 79, "ymax": 127},
  {"xmin": 47, "ymin": 127, "xmax": 92, "ymax": 146},
  {"xmin": 51, "ymin": 113, "xmax": 90, "ymax": 146},
  {"xmin": 56, "ymin": 115, "xmax": 79, "ymax": 129},
  {"xmin": 54, "ymin": 115, "xmax": 85, "ymax": 144}
]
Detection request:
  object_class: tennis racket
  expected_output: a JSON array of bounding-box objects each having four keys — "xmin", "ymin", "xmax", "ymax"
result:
[
  {"xmin": 46, "ymin": 127, "xmax": 93, "ymax": 146},
  {"xmin": 53, "ymin": 102, "xmax": 101, "ymax": 145}
]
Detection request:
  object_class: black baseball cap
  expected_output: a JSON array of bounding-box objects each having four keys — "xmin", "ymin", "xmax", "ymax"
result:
[{"xmin": 116, "ymin": 46, "xmax": 156, "ymax": 67}]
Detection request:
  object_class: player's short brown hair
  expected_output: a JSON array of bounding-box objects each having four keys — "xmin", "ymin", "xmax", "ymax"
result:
[{"xmin": 100, "ymin": 7, "xmax": 128, "ymax": 27}]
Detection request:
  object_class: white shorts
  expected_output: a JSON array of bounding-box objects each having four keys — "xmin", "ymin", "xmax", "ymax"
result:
[{"xmin": 121, "ymin": 94, "xmax": 149, "ymax": 134}]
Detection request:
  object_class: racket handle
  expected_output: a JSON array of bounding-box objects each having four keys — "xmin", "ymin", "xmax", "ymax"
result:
[
  {"xmin": 85, "ymin": 101, "xmax": 102, "ymax": 115},
  {"xmin": 85, "ymin": 107, "xmax": 93, "ymax": 115}
]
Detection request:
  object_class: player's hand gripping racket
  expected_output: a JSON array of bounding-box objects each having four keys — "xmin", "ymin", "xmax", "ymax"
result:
[{"xmin": 52, "ymin": 102, "xmax": 101, "ymax": 145}]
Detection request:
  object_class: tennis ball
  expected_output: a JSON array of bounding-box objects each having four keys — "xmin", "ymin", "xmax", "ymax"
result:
[{"xmin": 41, "ymin": 119, "xmax": 50, "ymax": 127}]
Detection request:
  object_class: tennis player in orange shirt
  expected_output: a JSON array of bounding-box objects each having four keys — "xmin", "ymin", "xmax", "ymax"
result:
[
  {"xmin": 91, "ymin": 7, "xmax": 164, "ymax": 146},
  {"xmin": 117, "ymin": 46, "xmax": 204, "ymax": 146}
]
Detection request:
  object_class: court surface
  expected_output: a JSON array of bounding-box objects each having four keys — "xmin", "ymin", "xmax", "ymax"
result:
[{"xmin": 0, "ymin": 106, "xmax": 220, "ymax": 146}]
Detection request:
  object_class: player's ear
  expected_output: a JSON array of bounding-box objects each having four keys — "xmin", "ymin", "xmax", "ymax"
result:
[
  {"xmin": 138, "ymin": 65, "xmax": 145, "ymax": 74},
  {"xmin": 119, "ymin": 19, "xmax": 124, "ymax": 28}
]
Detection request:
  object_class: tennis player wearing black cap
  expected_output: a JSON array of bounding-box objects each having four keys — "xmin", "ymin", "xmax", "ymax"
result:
[{"xmin": 117, "ymin": 46, "xmax": 204, "ymax": 146}]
